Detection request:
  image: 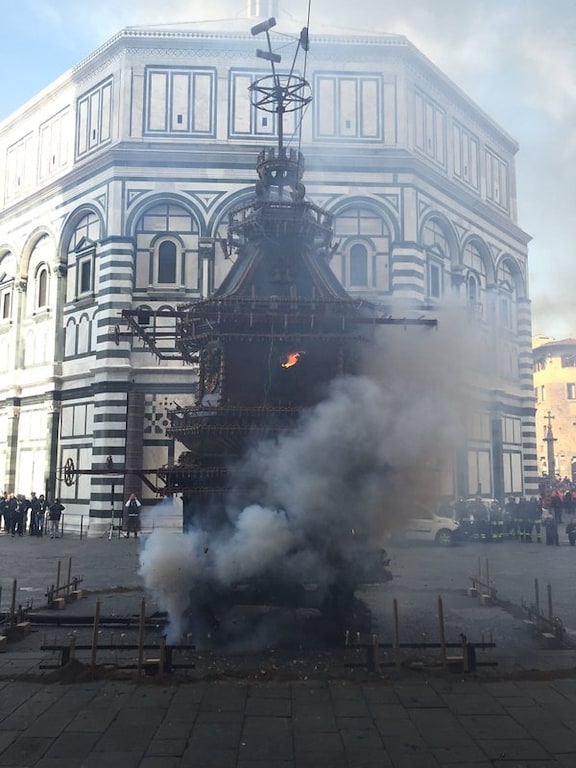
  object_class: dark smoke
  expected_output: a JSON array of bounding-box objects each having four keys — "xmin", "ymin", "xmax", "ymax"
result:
[{"xmin": 140, "ymin": 307, "xmax": 477, "ymax": 644}]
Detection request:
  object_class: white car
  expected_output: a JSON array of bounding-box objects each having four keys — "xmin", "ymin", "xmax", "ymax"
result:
[{"xmin": 392, "ymin": 512, "xmax": 460, "ymax": 546}]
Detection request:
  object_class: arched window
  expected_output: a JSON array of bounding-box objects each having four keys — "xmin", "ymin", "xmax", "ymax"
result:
[
  {"xmin": 422, "ymin": 218, "xmax": 449, "ymax": 258},
  {"xmin": 463, "ymin": 241, "xmax": 489, "ymax": 318},
  {"xmin": 135, "ymin": 203, "xmax": 198, "ymax": 292},
  {"xmin": 1, "ymin": 288, "xmax": 11, "ymax": 320},
  {"xmin": 157, "ymin": 240, "xmax": 178, "ymax": 284},
  {"xmin": 422, "ymin": 218, "xmax": 450, "ymax": 301},
  {"xmin": 496, "ymin": 260, "xmax": 517, "ymax": 331},
  {"xmin": 0, "ymin": 252, "xmax": 16, "ymax": 323},
  {"xmin": 66, "ymin": 211, "xmax": 101, "ymax": 301},
  {"xmin": 467, "ymin": 274, "xmax": 478, "ymax": 302},
  {"xmin": 37, "ymin": 267, "xmax": 48, "ymax": 308},
  {"xmin": 349, "ymin": 243, "xmax": 368, "ymax": 287},
  {"xmin": 332, "ymin": 205, "xmax": 390, "ymax": 294}
]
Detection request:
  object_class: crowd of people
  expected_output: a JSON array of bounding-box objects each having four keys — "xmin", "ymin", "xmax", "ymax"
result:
[
  {"xmin": 450, "ymin": 488, "xmax": 576, "ymax": 546},
  {"xmin": 0, "ymin": 492, "xmax": 65, "ymax": 538},
  {"xmin": 0, "ymin": 491, "xmax": 142, "ymax": 539}
]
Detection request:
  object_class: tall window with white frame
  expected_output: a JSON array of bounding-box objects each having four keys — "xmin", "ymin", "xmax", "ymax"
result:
[
  {"xmin": 332, "ymin": 205, "xmax": 390, "ymax": 295},
  {"xmin": 134, "ymin": 203, "xmax": 199, "ymax": 294},
  {"xmin": 157, "ymin": 240, "xmax": 178, "ymax": 284},
  {"xmin": 66, "ymin": 212, "xmax": 101, "ymax": 302},
  {"xmin": 463, "ymin": 241, "xmax": 488, "ymax": 319},
  {"xmin": 496, "ymin": 259, "xmax": 517, "ymax": 332},
  {"xmin": 349, "ymin": 243, "xmax": 368, "ymax": 287},
  {"xmin": 0, "ymin": 253, "xmax": 16, "ymax": 323},
  {"xmin": 36, "ymin": 267, "xmax": 49, "ymax": 310},
  {"xmin": 422, "ymin": 218, "xmax": 450, "ymax": 301}
]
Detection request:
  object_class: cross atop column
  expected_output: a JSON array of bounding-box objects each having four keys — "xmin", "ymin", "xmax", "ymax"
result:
[{"xmin": 544, "ymin": 410, "xmax": 557, "ymax": 479}]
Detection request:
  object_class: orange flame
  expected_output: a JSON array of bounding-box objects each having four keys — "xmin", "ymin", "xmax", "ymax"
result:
[{"xmin": 281, "ymin": 351, "xmax": 304, "ymax": 368}]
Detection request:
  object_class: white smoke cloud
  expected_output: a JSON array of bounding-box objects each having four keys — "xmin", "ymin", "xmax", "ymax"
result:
[{"xmin": 140, "ymin": 308, "xmax": 477, "ymax": 643}]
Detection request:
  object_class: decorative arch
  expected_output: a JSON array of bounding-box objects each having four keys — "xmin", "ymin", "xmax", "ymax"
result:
[
  {"xmin": 0, "ymin": 250, "xmax": 17, "ymax": 279},
  {"xmin": 496, "ymin": 254, "xmax": 527, "ymax": 299},
  {"xmin": 419, "ymin": 213, "xmax": 458, "ymax": 265},
  {"xmin": 0, "ymin": 251, "xmax": 18, "ymax": 323},
  {"xmin": 321, "ymin": 198, "xmax": 395, "ymax": 294},
  {"xmin": 59, "ymin": 205, "xmax": 105, "ymax": 265},
  {"xmin": 77, "ymin": 312, "xmax": 92, "ymax": 355},
  {"xmin": 207, "ymin": 188, "xmax": 255, "ymax": 236},
  {"xmin": 61, "ymin": 210, "xmax": 103, "ymax": 302},
  {"xmin": 126, "ymin": 193, "xmax": 204, "ymax": 238},
  {"xmin": 328, "ymin": 195, "xmax": 401, "ymax": 243},
  {"xmin": 64, "ymin": 317, "xmax": 77, "ymax": 358},
  {"xmin": 0, "ymin": 243, "xmax": 19, "ymax": 262},
  {"xmin": 131, "ymin": 198, "xmax": 203, "ymax": 293},
  {"xmin": 20, "ymin": 228, "xmax": 57, "ymax": 281},
  {"xmin": 460, "ymin": 236, "xmax": 495, "ymax": 284}
]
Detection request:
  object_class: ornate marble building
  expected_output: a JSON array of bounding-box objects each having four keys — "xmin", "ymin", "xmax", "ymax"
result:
[{"xmin": 0, "ymin": 21, "xmax": 536, "ymax": 531}]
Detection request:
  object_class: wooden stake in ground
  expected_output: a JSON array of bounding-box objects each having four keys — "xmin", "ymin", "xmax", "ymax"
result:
[
  {"xmin": 137, "ymin": 598, "xmax": 146, "ymax": 675},
  {"xmin": 393, "ymin": 598, "xmax": 401, "ymax": 669},
  {"xmin": 91, "ymin": 600, "xmax": 101, "ymax": 666},
  {"xmin": 437, "ymin": 595, "xmax": 447, "ymax": 668}
]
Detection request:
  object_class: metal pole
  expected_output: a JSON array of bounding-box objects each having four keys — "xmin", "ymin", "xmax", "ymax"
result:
[
  {"xmin": 438, "ymin": 595, "xmax": 447, "ymax": 668},
  {"xmin": 393, "ymin": 598, "xmax": 401, "ymax": 668},
  {"xmin": 137, "ymin": 598, "xmax": 146, "ymax": 675},
  {"xmin": 485, "ymin": 559, "xmax": 490, "ymax": 593},
  {"xmin": 91, "ymin": 600, "xmax": 101, "ymax": 666},
  {"xmin": 80, "ymin": 515, "xmax": 83, "ymax": 540},
  {"xmin": 111, "ymin": 482, "xmax": 115, "ymax": 540},
  {"xmin": 56, "ymin": 560, "xmax": 61, "ymax": 595},
  {"xmin": 534, "ymin": 577, "xmax": 540, "ymax": 629},
  {"xmin": 66, "ymin": 558, "xmax": 72, "ymax": 598},
  {"xmin": 10, "ymin": 579, "xmax": 17, "ymax": 627},
  {"xmin": 159, "ymin": 636, "xmax": 166, "ymax": 675},
  {"xmin": 547, "ymin": 583, "xmax": 553, "ymax": 624},
  {"xmin": 461, "ymin": 634, "xmax": 468, "ymax": 673}
]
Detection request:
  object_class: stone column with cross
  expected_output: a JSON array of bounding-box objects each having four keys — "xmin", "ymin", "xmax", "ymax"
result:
[{"xmin": 544, "ymin": 410, "xmax": 556, "ymax": 480}]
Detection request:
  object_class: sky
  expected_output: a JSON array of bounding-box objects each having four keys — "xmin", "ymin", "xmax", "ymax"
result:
[{"xmin": 1, "ymin": 0, "xmax": 575, "ymax": 338}]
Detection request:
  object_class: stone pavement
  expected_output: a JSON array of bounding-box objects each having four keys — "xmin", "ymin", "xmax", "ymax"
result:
[
  {"xmin": 1, "ymin": 670, "xmax": 576, "ymax": 766},
  {"xmin": 2, "ymin": 533, "xmax": 576, "ymax": 765}
]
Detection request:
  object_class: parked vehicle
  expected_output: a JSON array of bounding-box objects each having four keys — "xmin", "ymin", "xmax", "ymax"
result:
[{"xmin": 391, "ymin": 512, "xmax": 460, "ymax": 546}]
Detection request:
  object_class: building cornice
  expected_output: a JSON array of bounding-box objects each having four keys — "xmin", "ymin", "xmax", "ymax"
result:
[{"xmin": 1, "ymin": 26, "xmax": 516, "ymax": 153}]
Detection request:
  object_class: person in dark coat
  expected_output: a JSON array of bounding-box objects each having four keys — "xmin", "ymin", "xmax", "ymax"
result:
[
  {"xmin": 0, "ymin": 491, "xmax": 8, "ymax": 532},
  {"xmin": 489, "ymin": 501, "xmax": 504, "ymax": 541},
  {"xmin": 15, "ymin": 495, "xmax": 29, "ymax": 536},
  {"xmin": 29, "ymin": 492, "xmax": 40, "ymax": 535},
  {"xmin": 36, "ymin": 494, "xmax": 47, "ymax": 536},
  {"xmin": 123, "ymin": 494, "xmax": 142, "ymax": 538},
  {"xmin": 503, "ymin": 496, "xmax": 518, "ymax": 539},
  {"xmin": 562, "ymin": 490, "xmax": 573, "ymax": 523},
  {"xmin": 469, "ymin": 497, "xmax": 488, "ymax": 541},
  {"xmin": 565, "ymin": 519, "xmax": 576, "ymax": 546},
  {"xmin": 48, "ymin": 499, "xmax": 65, "ymax": 538},
  {"xmin": 7, "ymin": 493, "xmax": 19, "ymax": 536},
  {"xmin": 551, "ymin": 492, "xmax": 563, "ymax": 523},
  {"xmin": 517, "ymin": 497, "xmax": 533, "ymax": 542},
  {"xmin": 543, "ymin": 512, "xmax": 559, "ymax": 546}
]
